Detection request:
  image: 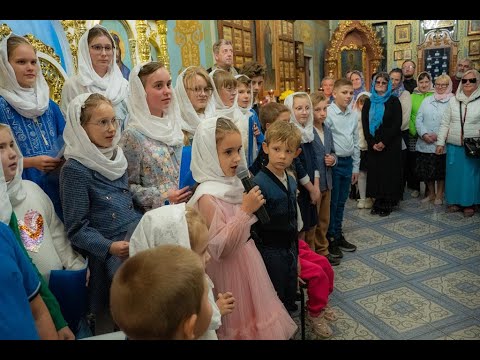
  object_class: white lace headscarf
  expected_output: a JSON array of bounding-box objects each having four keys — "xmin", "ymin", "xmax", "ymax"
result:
[
  {"xmin": 209, "ymin": 68, "xmax": 237, "ymax": 119},
  {"xmin": 63, "ymin": 93, "xmax": 127, "ymax": 180},
  {"xmin": 76, "ymin": 24, "xmax": 128, "ymax": 106},
  {"xmin": 0, "ymin": 125, "xmax": 27, "ymax": 208},
  {"xmin": 233, "ymin": 74, "xmax": 253, "ymax": 155},
  {"xmin": 284, "ymin": 92, "xmax": 314, "ymax": 143},
  {"xmin": 129, "ymin": 203, "xmax": 190, "ymax": 256},
  {"xmin": 175, "ymin": 66, "xmax": 216, "ymax": 135},
  {"xmin": 126, "ymin": 62, "xmax": 184, "ymax": 146},
  {"xmin": 188, "ymin": 116, "xmax": 246, "ymax": 206},
  {"xmin": 0, "ymin": 33, "xmax": 49, "ymax": 118}
]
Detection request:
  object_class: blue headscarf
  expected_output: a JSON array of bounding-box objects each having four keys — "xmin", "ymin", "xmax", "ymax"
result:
[{"xmin": 369, "ymin": 74, "xmax": 392, "ymax": 136}]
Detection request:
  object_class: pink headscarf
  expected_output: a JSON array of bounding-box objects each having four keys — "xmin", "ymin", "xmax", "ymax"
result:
[{"xmin": 434, "ymin": 75, "xmax": 454, "ymax": 102}]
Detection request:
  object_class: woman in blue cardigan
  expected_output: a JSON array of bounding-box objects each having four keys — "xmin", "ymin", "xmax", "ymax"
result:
[{"xmin": 60, "ymin": 93, "xmax": 141, "ymax": 332}]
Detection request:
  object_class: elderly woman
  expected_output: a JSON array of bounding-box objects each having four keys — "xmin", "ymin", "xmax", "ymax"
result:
[
  {"xmin": 415, "ymin": 74, "xmax": 454, "ymax": 205},
  {"xmin": 436, "ymin": 69, "xmax": 480, "ymax": 217},
  {"xmin": 362, "ymin": 72, "xmax": 403, "ymax": 216}
]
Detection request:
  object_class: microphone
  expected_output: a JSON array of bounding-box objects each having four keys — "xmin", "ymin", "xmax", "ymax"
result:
[{"xmin": 237, "ymin": 167, "xmax": 270, "ymax": 224}]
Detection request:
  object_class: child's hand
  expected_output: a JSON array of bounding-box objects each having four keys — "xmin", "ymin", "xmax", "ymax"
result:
[
  {"xmin": 253, "ymin": 123, "xmax": 261, "ymax": 137},
  {"xmin": 309, "ymin": 187, "xmax": 320, "ymax": 205},
  {"xmin": 167, "ymin": 186, "xmax": 192, "ymax": 204},
  {"xmin": 324, "ymin": 154, "xmax": 335, "ymax": 167},
  {"xmin": 240, "ymin": 185, "xmax": 265, "ymax": 214},
  {"xmin": 109, "ymin": 241, "xmax": 129, "ymax": 258},
  {"xmin": 217, "ymin": 292, "xmax": 235, "ymax": 316}
]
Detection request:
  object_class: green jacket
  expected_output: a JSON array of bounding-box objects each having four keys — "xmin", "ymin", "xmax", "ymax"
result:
[
  {"xmin": 409, "ymin": 91, "xmax": 434, "ymax": 136},
  {"xmin": 9, "ymin": 212, "xmax": 67, "ymax": 331}
]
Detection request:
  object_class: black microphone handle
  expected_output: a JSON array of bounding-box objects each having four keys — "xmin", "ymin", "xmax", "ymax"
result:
[{"xmin": 241, "ymin": 177, "xmax": 270, "ymax": 225}]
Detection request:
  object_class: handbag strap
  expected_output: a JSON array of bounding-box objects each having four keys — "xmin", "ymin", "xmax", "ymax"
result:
[{"xmin": 459, "ymin": 102, "xmax": 464, "ymax": 144}]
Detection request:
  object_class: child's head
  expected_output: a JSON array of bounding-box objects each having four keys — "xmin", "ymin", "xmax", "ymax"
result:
[
  {"xmin": 0, "ymin": 124, "xmax": 19, "ymax": 182},
  {"xmin": 353, "ymin": 93, "xmax": 370, "ymax": 111},
  {"xmin": 310, "ymin": 91, "xmax": 328, "ymax": 126},
  {"xmin": 262, "ymin": 120, "xmax": 301, "ymax": 173},
  {"xmin": 258, "ymin": 102, "xmax": 290, "ymax": 132},
  {"xmin": 215, "ymin": 117, "xmax": 242, "ymax": 177},
  {"xmin": 6, "ymin": 35, "xmax": 38, "ymax": 89},
  {"xmin": 292, "ymin": 93, "xmax": 311, "ymax": 127},
  {"xmin": 212, "ymin": 69, "xmax": 237, "ymax": 107},
  {"xmin": 235, "ymin": 75, "xmax": 252, "ymax": 109},
  {"xmin": 110, "ymin": 244, "xmax": 212, "ymax": 340},
  {"xmin": 240, "ymin": 61, "xmax": 265, "ymax": 101},
  {"xmin": 332, "ymin": 78, "xmax": 354, "ymax": 110},
  {"xmin": 181, "ymin": 66, "xmax": 214, "ymax": 114},
  {"xmin": 185, "ymin": 205, "xmax": 210, "ymax": 268},
  {"xmin": 79, "ymin": 93, "xmax": 117, "ymax": 148},
  {"xmin": 137, "ymin": 61, "xmax": 172, "ymax": 117}
]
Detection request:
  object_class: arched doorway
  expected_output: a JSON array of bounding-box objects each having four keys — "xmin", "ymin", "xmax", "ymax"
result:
[{"xmin": 324, "ymin": 21, "xmax": 383, "ymax": 90}]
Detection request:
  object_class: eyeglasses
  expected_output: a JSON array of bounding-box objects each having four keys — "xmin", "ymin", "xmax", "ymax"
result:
[
  {"xmin": 90, "ymin": 44, "xmax": 114, "ymax": 54},
  {"xmin": 461, "ymin": 78, "xmax": 477, "ymax": 84},
  {"xmin": 186, "ymin": 87, "xmax": 213, "ymax": 96},
  {"xmin": 435, "ymin": 83, "xmax": 448, "ymax": 88},
  {"xmin": 402, "ymin": 65, "xmax": 415, "ymax": 70},
  {"xmin": 375, "ymin": 80, "xmax": 388, "ymax": 85},
  {"xmin": 88, "ymin": 118, "xmax": 119, "ymax": 130},
  {"xmin": 223, "ymin": 86, "xmax": 237, "ymax": 94}
]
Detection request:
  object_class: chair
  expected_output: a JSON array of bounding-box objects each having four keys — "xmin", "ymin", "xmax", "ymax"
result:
[
  {"xmin": 297, "ymin": 281, "xmax": 308, "ymax": 340},
  {"xmin": 48, "ymin": 265, "xmax": 88, "ymax": 333}
]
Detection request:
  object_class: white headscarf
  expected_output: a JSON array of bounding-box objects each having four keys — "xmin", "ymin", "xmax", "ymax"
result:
[
  {"xmin": 188, "ymin": 116, "xmax": 246, "ymax": 206},
  {"xmin": 76, "ymin": 24, "xmax": 128, "ymax": 106},
  {"xmin": 0, "ymin": 125, "xmax": 27, "ymax": 207},
  {"xmin": 129, "ymin": 203, "xmax": 190, "ymax": 256},
  {"xmin": 284, "ymin": 92, "xmax": 315, "ymax": 143},
  {"xmin": 0, "ymin": 147, "xmax": 12, "ymax": 224},
  {"xmin": 233, "ymin": 74, "xmax": 253, "ymax": 155},
  {"xmin": 209, "ymin": 68, "xmax": 236, "ymax": 119},
  {"xmin": 0, "ymin": 33, "xmax": 49, "ymax": 118},
  {"xmin": 126, "ymin": 63, "xmax": 184, "ymax": 146},
  {"xmin": 352, "ymin": 91, "xmax": 371, "ymax": 110},
  {"xmin": 175, "ymin": 66, "xmax": 216, "ymax": 135},
  {"xmin": 63, "ymin": 93, "xmax": 127, "ymax": 181}
]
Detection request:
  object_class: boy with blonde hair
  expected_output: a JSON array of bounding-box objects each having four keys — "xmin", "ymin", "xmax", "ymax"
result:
[{"xmin": 110, "ymin": 244, "xmax": 212, "ymax": 340}]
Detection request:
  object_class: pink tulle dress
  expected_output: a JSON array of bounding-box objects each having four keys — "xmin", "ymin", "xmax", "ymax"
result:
[{"xmin": 197, "ymin": 194, "xmax": 297, "ymax": 340}]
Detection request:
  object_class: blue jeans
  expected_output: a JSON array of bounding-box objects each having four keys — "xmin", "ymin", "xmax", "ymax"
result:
[{"xmin": 327, "ymin": 156, "xmax": 353, "ymax": 241}]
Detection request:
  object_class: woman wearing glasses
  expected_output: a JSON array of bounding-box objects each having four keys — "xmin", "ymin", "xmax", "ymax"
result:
[
  {"xmin": 120, "ymin": 62, "xmax": 190, "ymax": 213},
  {"xmin": 60, "ymin": 25, "xmax": 129, "ymax": 131},
  {"xmin": 361, "ymin": 72, "xmax": 403, "ymax": 216},
  {"xmin": 60, "ymin": 93, "xmax": 142, "ymax": 333},
  {"xmin": 414, "ymin": 75, "xmax": 453, "ymax": 205},
  {"xmin": 436, "ymin": 69, "xmax": 480, "ymax": 217},
  {"xmin": 0, "ymin": 34, "xmax": 66, "ymax": 220},
  {"xmin": 175, "ymin": 66, "xmax": 216, "ymax": 145}
]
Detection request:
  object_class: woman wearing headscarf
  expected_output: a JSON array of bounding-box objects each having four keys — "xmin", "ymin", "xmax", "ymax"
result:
[
  {"xmin": 362, "ymin": 72, "xmax": 403, "ymax": 216},
  {"xmin": 415, "ymin": 74, "xmax": 454, "ymax": 205},
  {"xmin": 0, "ymin": 33, "xmax": 65, "ymax": 219},
  {"xmin": 60, "ymin": 24, "xmax": 129, "ymax": 131},
  {"xmin": 436, "ymin": 69, "xmax": 480, "ymax": 217},
  {"xmin": 120, "ymin": 62, "xmax": 189, "ymax": 213}
]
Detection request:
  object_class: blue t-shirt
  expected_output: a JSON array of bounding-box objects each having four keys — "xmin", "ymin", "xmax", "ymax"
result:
[{"xmin": 0, "ymin": 222, "xmax": 41, "ymax": 340}]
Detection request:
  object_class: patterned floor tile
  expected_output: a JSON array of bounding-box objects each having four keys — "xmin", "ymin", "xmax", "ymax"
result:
[
  {"xmin": 348, "ymin": 208, "xmax": 402, "ymax": 223},
  {"xmin": 328, "ymin": 306, "xmax": 380, "ymax": 340},
  {"xmin": 422, "ymin": 270, "xmax": 480, "ymax": 309},
  {"xmin": 426, "ymin": 210, "xmax": 480, "ymax": 227},
  {"xmin": 334, "ymin": 259, "xmax": 390, "ymax": 292},
  {"xmin": 342, "ymin": 217, "xmax": 358, "ymax": 230},
  {"xmin": 371, "ymin": 246, "xmax": 448, "ymax": 275},
  {"xmin": 472, "ymin": 227, "xmax": 480, "ymax": 236},
  {"xmin": 382, "ymin": 219, "xmax": 443, "ymax": 238},
  {"xmin": 424, "ymin": 235, "xmax": 480, "ymax": 260},
  {"xmin": 355, "ymin": 287, "xmax": 453, "ymax": 333},
  {"xmin": 343, "ymin": 228, "xmax": 396, "ymax": 251},
  {"xmin": 446, "ymin": 325, "xmax": 480, "ymax": 339}
]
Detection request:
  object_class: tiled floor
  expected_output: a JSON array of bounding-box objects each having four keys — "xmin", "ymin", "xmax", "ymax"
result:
[{"xmin": 293, "ymin": 194, "xmax": 480, "ymax": 340}]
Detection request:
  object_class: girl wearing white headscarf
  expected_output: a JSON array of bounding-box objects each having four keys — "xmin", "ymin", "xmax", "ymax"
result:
[
  {"xmin": 0, "ymin": 123, "xmax": 85, "ymax": 281},
  {"xmin": 60, "ymin": 24, "xmax": 129, "ymax": 131},
  {"xmin": 130, "ymin": 203, "xmax": 233, "ymax": 340},
  {"xmin": 175, "ymin": 66, "xmax": 216, "ymax": 143},
  {"xmin": 187, "ymin": 116, "xmax": 297, "ymax": 340},
  {"xmin": 284, "ymin": 92, "xmax": 320, "ymax": 242},
  {"xmin": 60, "ymin": 93, "xmax": 142, "ymax": 322},
  {"xmin": 120, "ymin": 62, "xmax": 189, "ymax": 213},
  {"xmin": 235, "ymin": 74, "xmax": 265, "ymax": 167},
  {"xmin": 0, "ymin": 33, "xmax": 65, "ymax": 219}
]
